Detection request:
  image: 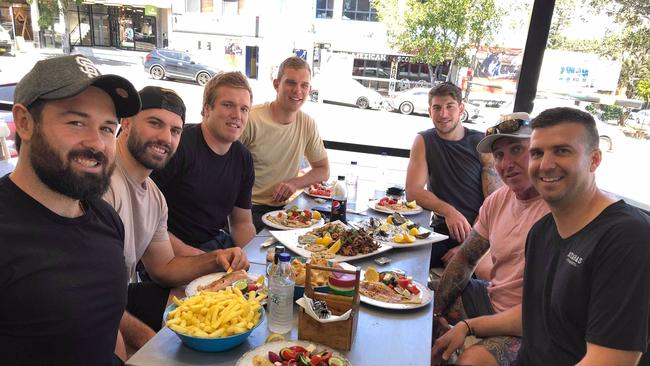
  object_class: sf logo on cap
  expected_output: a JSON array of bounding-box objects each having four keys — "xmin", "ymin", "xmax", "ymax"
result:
[{"xmin": 75, "ymin": 56, "xmax": 100, "ymax": 78}]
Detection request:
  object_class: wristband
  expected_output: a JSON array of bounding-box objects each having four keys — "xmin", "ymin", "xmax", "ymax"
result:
[{"xmin": 459, "ymin": 319, "xmax": 474, "ymax": 336}]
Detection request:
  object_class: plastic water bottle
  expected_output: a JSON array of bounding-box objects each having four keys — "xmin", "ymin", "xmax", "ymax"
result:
[
  {"xmin": 347, "ymin": 161, "xmax": 359, "ymax": 211},
  {"xmin": 331, "ymin": 176, "xmax": 347, "ymax": 223},
  {"xmin": 374, "ymin": 152, "xmax": 389, "ymax": 198},
  {"xmin": 268, "ymin": 252, "xmax": 295, "ymax": 334}
]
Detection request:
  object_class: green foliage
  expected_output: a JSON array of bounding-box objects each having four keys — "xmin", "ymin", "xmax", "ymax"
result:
[
  {"xmin": 26, "ymin": 0, "xmax": 81, "ymax": 30},
  {"xmin": 372, "ymin": 0, "xmax": 500, "ymax": 68},
  {"xmin": 586, "ymin": 103, "xmax": 624, "ymax": 121},
  {"xmin": 637, "ymin": 79, "xmax": 650, "ymax": 102}
]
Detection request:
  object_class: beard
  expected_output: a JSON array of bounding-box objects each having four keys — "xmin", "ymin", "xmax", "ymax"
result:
[
  {"xmin": 30, "ymin": 127, "xmax": 114, "ymax": 200},
  {"xmin": 126, "ymin": 128, "xmax": 173, "ymax": 170}
]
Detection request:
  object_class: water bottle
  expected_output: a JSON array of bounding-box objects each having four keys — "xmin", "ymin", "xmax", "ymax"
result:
[
  {"xmin": 347, "ymin": 161, "xmax": 359, "ymax": 211},
  {"xmin": 374, "ymin": 152, "xmax": 389, "ymax": 198},
  {"xmin": 268, "ymin": 252, "xmax": 295, "ymax": 334},
  {"xmin": 331, "ymin": 176, "xmax": 347, "ymax": 223}
]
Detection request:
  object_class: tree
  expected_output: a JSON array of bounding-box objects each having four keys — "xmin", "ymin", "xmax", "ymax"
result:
[
  {"xmin": 27, "ymin": 0, "xmax": 81, "ymax": 54},
  {"xmin": 588, "ymin": 0, "xmax": 650, "ymax": 99},
  {"xmin": 547, "ymin": 0, "xmax": 579, "ymax": 49},
  {"xmin": 372, "ymin": 0, "xmax": 501, "ymax": 77}
]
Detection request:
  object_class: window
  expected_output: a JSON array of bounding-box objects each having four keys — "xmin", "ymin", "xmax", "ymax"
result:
[
  {"xmin": 342, "ymin": 0, "xmax": 378, "ymax": 21},
  {"xmin": 316, "ymin": 0, "xmax": 333, "ymax": 19},
  {"xmin": 186, "ymin": 0, "xmax": 200, "ymax": 13},
  {"xmin": 201, "ymin": 0, "xmax": 213, "ymax": 13}
]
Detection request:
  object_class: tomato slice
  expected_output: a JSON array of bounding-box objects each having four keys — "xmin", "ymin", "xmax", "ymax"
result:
[
  {"xmin": 397, "ymin": 278, "xmax": 410, "ymax": 288},
  {"xmin": 310, "ymin": 355, "xmax": 322, "ymax": 366},
  {"xmin": 407, "ymin": 284, "xmax": 421, "ymax": 295}
]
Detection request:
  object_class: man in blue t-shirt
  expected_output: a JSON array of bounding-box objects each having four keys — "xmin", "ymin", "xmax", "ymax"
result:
[
  {"xmin": 152, "ymin": 72, "xmax": 256, "ymax": 256},
  {"xmin": 406, "ymin": 82, "xmax": 500, "ymax": 269}
]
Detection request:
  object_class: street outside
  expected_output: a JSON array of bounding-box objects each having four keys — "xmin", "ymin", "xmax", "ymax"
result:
[{"xmin": 1, "ymin": 49, "xmax": 649, "ymax": 208}]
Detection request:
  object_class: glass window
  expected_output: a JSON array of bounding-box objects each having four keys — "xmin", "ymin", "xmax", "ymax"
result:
[
  {"xmin": 201, "ymin": 0, "xmax": 213, "ymax": 13},
  {"xmin": 342, "ymin": 0, "xmax": 377, "ymax": 22},
  {"xmin": 316, "ymin": 0, "xmax": 333, "ymax": 19},
  {"xmin": 186, "ymin": 0, "xmax": 200, "ymax": 13}
]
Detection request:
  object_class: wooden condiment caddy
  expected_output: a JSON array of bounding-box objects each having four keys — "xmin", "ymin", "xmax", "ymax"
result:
[{"xmin": 298, "ymin": 263, "xmax": 361, "ymax": 351}]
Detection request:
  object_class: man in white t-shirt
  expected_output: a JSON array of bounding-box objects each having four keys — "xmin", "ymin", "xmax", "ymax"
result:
[
  {"xmin": 241, "ymin": 56, "xmax": 330, "ymax": 232},
  {"xmin": 104, "ymin": 86, "xmax": 249, "ymax": 356},
  {"xmin": 431, "ymin": 113, "xmax": 549, "ymax": 366}
]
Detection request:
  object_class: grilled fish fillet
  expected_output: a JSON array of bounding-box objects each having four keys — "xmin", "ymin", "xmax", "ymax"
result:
[{"xmin": 197, "ymin": 270, "xmax": 249, "ymax": 292}]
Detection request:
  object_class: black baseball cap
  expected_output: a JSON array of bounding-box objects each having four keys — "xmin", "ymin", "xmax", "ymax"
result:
[
  {"xmin": 138, "ymin": 86, "xmax": 186, "ymax": 123},
  {"xmin": 14, "ymin": 55, "xmax": 141, "ymax": 118}
]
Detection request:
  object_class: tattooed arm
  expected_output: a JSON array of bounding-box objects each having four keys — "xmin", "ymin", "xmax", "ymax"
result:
[
  {"xmin": 479, "ymin": 152, "xmax": 501, "ymax": 197},
  {"xmin": 434, "ymin": 230, "xmax": 490, "ymax": 316}
]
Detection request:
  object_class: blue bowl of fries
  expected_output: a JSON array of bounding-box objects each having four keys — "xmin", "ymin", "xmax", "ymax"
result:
[{"xmin": 163, "ymin": 292, "xmax": 265, "ymax": 352}]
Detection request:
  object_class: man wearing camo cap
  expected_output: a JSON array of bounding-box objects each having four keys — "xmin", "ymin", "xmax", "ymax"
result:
[{"xmin": 0, "ymin": 55, "xmax": 140, "ymax": 365}]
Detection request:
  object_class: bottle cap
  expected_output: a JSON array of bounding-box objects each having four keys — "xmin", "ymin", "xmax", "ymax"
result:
[
  {"xmin": 278, "ymin": 252, "xmax": 291, "ymax": 262},
  {"xmin": 351, "ymin": 161, "xmax": 357, "ymax": 165},
  {"xmin": 337, "ymin": 175, "xmax": 345, "ymax": 180}
]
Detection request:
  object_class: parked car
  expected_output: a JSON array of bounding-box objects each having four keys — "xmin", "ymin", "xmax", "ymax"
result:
[
  {"xmin": 0, "ymin": 24, "xmax": 12, "ymax": 55},
  {"xmin": 143, "ymin": 49, "xmax": 219, "ymax": 86},
  {"xmin": 387, "ymin": 87, "xmax": 481, "ymax": 122},
  {"xmin": 310, "ymin": 76, "xmax": 385, "ymax": 110},
  {"xmin": 625, "ymin": 109, "xmax": 650, "ymax": 132},
  {"xmin": 0, "ymin": 83, "xmax": 16, "ymax": 157}
]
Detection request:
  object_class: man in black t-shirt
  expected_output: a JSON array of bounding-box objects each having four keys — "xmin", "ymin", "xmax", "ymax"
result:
[
  {"xmin": 0, "ymin": 55, "xmax": 141, "ymax": 365},
  {"xmin": 513, "ymin": 107, "xmax": 650, "ymax": 365},
  {"xmin": 152, "ymin": 71, "xmax": 256, "ymax": 255},
  {"xmin": 405, "ymin": 82, "xmax": 500, "ymax": 269}
]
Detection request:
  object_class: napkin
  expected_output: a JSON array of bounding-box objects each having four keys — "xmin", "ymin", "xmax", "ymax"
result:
[{"xmin": 296, "ymin": 295, "xmax": 351, "ymax": 323}]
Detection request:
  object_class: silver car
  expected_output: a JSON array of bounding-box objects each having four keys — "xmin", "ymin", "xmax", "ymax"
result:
[{"xmin": 387, "ymin": 87, "xmax": 481, "ymax": 122}]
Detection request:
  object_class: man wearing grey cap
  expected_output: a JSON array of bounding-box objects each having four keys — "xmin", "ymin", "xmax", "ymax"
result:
[
  {"xmin": 432, "ymin": 113, "xmax": 549, "ymax": 366},
  {"xmin": 0, "ymin": 55, "xmax": 140, "ymax": 365},
  {"xmin": 103, "ymin": 86, "xmax": 249, "ymax": 355}
]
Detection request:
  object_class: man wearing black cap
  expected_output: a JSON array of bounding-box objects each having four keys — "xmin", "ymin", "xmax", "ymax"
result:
[
  {"xmin": 104, "ymin": 86, "xmax": 249, "ymax": 355},
  {"xmin": 0, "ymin": 55, "xmax": 140, "ymax": 365}
]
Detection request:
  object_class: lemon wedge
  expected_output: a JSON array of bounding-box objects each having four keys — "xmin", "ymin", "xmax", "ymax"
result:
[
  {"xmin": 365, "ymin": 266, "xmax": 380, "ymax": 282},
  {"xmin": 386, "ymin": 215, "xmax": 393, "ymax": 224},
  {"xmin": 313, "ymin": 210, "xmax": 322, "ymax": 220},
  {"xmin": 327, "ymin": 239, "xmax": 342, "ymax": 254},
  {"xmin": 409, "ymin": 227, "xmax": 419, "ymax": 236},
  {"xmin": 406, "ymin": 200, "xmax": 417, "ymax": 209},
  {"xmin": 405, "ymin": 234, "xmax": 416, "ymax": 243},
  {"xmin": 255, "ymin": 274, "xmax": 265, "ymax": 285},
  {"xmin": 393, "ymin": 234, "xmax": 404, "ymax": 243},
  {"xmin": 265, "ymin": 333, "xmax": 285, "ymax": 343}
]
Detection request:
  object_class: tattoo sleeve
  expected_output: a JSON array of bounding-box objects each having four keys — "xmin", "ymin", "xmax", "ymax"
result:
[
  {"xmin": 434, "ymin": 230, "xmax": 490, "ymax": 316},
  {"xmin": 480, "ymin": 153, "xmax": 502, "ymax": 197}
]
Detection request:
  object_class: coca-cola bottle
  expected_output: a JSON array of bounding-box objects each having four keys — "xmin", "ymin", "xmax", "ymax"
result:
[{"xmin": 330, "ymin": 175, "xmax": 347, "ymax": 223}]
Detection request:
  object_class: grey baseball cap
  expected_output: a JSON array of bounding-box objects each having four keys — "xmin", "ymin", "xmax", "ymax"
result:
[
  {"xmin": 477, "ymin": 112, "xmax": 532, "ymax": 153},
  {"xmin": 14, "ymin": 55, "xmax": 141, "ymax": 118}
]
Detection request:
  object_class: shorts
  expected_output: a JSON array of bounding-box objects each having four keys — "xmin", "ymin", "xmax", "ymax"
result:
[
  {"xmin": 126, "ymin": 282, "xmax": 170, "ymax": 332},
  {"xmin": 461, "ymin": 279, "xmax": 521, "ymax": 366},
  {"xmin": 198, "ymin": 229, "xmax": 235, "ymax": 251}
]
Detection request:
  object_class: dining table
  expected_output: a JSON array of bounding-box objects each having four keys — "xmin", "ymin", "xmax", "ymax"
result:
[{"xmin": 127, "ymin": 192, "xmax": 442, "ymax": 366}]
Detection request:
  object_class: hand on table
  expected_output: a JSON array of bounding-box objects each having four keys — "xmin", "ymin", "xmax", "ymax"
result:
[
  {"xmin": 215, "ymin": 247, "xmax": 249, "ymax": 272},
  {"xmin": 431, "ymin": 317, "xmax": 469, "ymax": 365},
  {"xmin": 272, "ymin": 180, "xmax": 299, "ymax": 203},
  {"xmin": 444, "ymin": 209, "xmax": 472, "ymax": 243}
]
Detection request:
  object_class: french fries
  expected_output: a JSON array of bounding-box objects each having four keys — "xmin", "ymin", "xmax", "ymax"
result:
[
  {"xmin": 165, "ymin": 287, "xmax": 265, "ymax": 338},
  {"xmin": 291, "ymin": 257, "xmax": 330, "ymax": 287}
]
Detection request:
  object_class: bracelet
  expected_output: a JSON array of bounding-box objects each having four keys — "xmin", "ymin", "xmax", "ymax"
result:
[{"xmin": 459, "ymin": 319, "xmax": 474, "ymax": 336}]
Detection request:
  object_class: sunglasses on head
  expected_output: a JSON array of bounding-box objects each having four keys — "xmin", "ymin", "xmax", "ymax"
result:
[{"xmin": 486, "ymin": 118, "xmax": 530, "ymax": 136}]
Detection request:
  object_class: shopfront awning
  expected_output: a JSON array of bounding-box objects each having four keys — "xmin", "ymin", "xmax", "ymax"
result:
[{"xmin": 82, "ymin": 0, "xmax": 172, "ymax": 9}]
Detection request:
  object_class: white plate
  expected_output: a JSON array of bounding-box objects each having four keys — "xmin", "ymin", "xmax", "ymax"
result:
[
  {"xmin": 371, "ymin": 227, "xmax": 449, "ymax": 248},
  {"xmin": 304, "ymin": 189, "xmax": 332, "ymax": 200},
  {"xmin": 236, "ymin": 340, "xmax": 351, "ymax": 366},
  {"xmin": 359, "ymin": 270, "xmax": 433, "ymax": 310},
  {"xmin": 262, "ymin": 210, "xmax": 325, "ymax": 230},
  {"xmin": 185, "ymin": 272, "xmax": 265, "ymax": 297},
  {"xmin": 270, "ymin": 227, "xmax": 392, "ymax": 262},
  {"xmin": 367, "ymin": 199, "xmax": 423, "ymax": 215}
]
